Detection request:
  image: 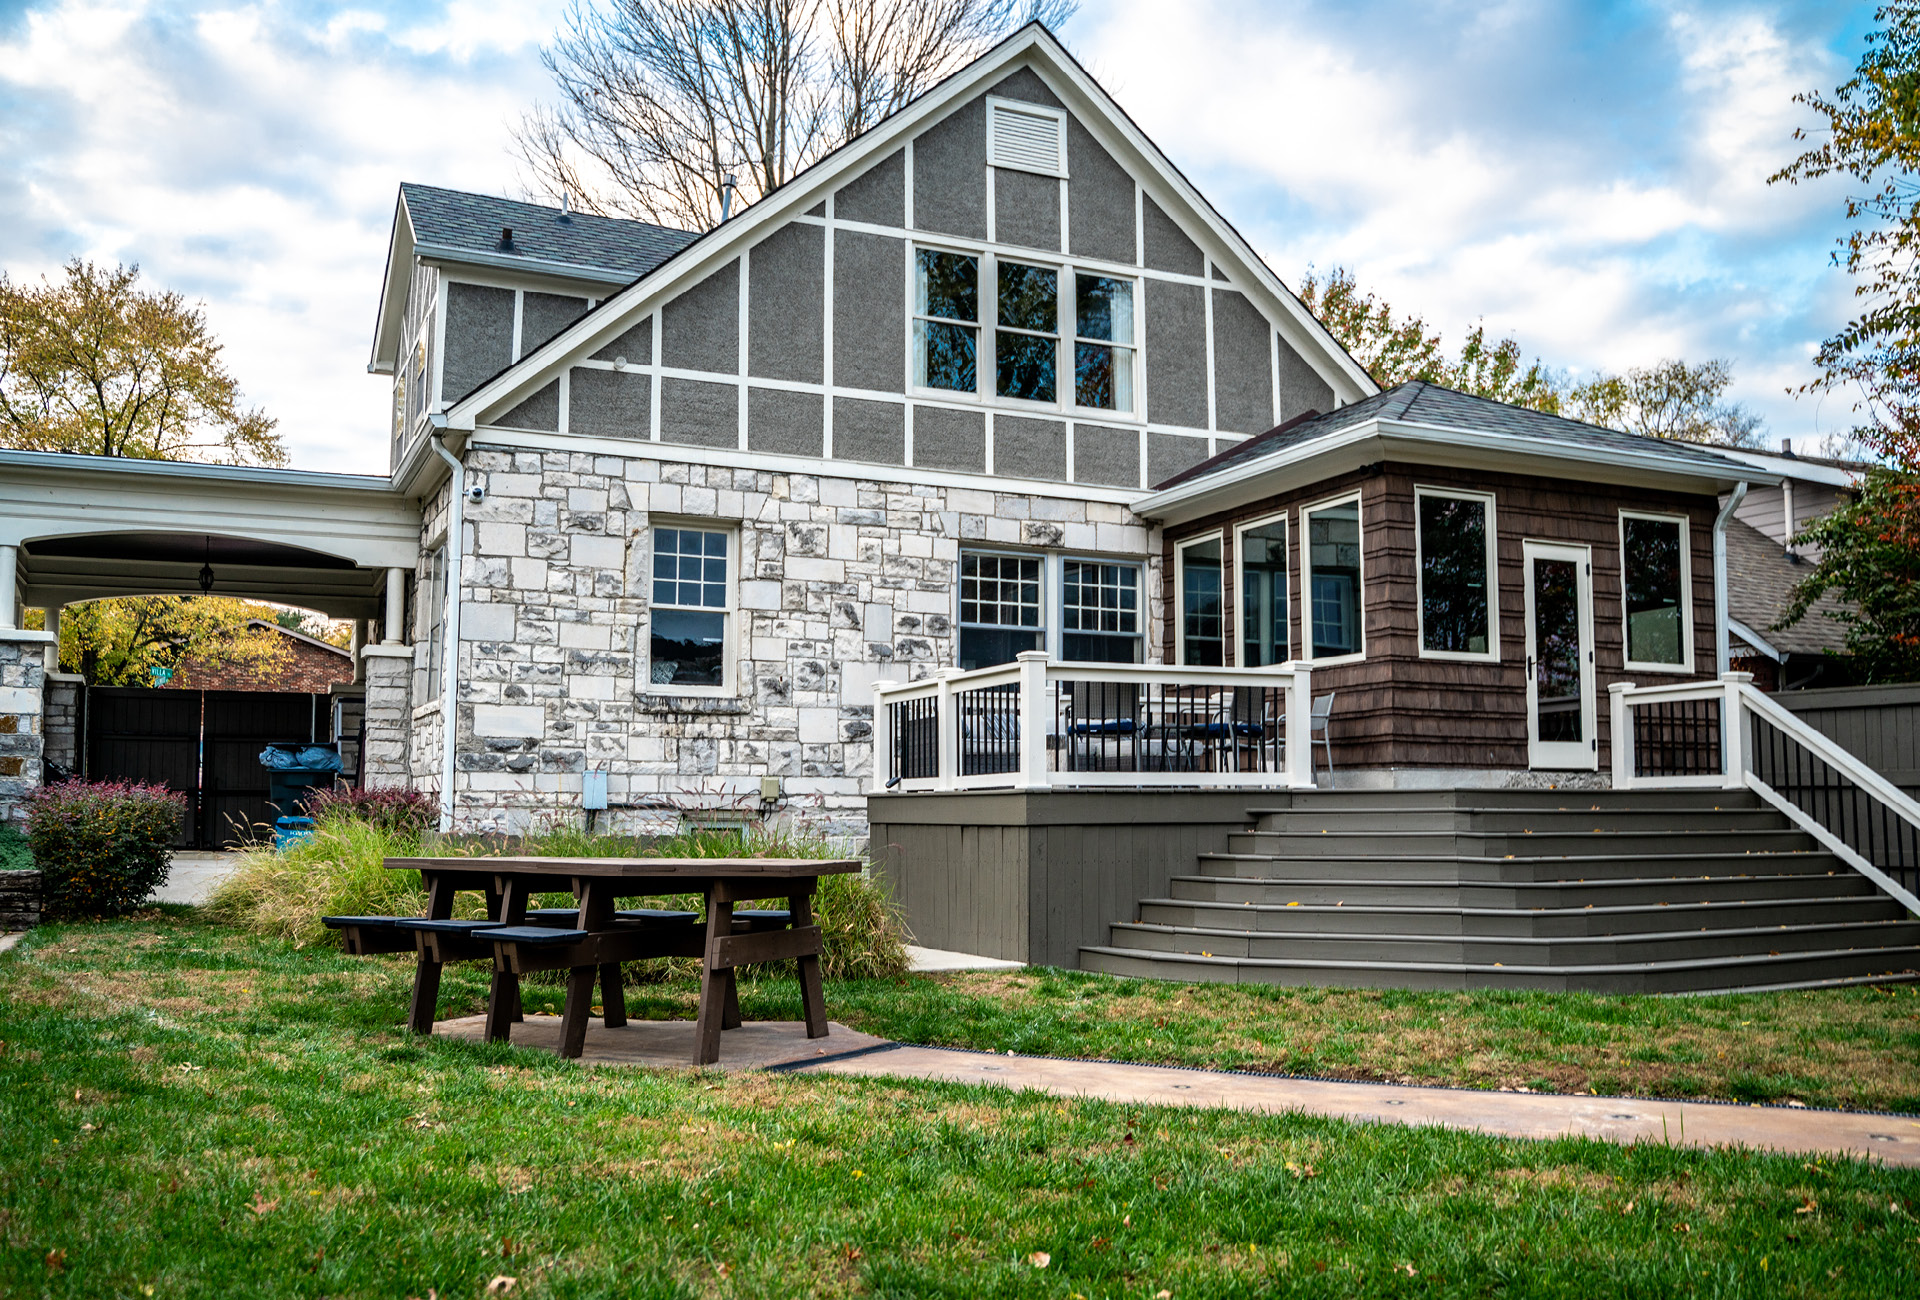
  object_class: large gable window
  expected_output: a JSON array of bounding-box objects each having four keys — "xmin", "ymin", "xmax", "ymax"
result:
[
  {"xmin": 1074, "ymin": 275, "xmax": 1135, "ymax": 413},
  {"xmin": 914, "ymin": 250, "xmax": 978, "ymax": 393},
  {"xmin": 1620, "ymin": 511, "xmax": 1692, "ymax": 671},
  {"xmin": 996, "ymin": 261, "xmax": 1058, "ymax": 403},
  {"xmin": 1303, "ymin": 494, "xmax": 1363, "ymax": 661},
  {"xmin": 1416, "ymin": 487, "xmax": 1498, "ymax": 660},
  {"xmin": 650, "ymin": 526, "xmax": 733, "ymax": 691}
]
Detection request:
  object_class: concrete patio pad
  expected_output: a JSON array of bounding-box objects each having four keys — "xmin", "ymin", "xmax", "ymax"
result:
[{"xmin": 433, "ymin": 1013, "xmax": 891, "ymax": 1070}]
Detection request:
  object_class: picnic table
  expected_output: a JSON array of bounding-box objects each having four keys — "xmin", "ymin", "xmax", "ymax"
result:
[{"xmin": 329, "ymin": 856, "xmax": 860, "ymax": 1066}]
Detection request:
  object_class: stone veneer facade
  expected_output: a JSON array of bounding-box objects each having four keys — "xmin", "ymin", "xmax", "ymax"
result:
[
  {"xmin": 412, "ymin": 445, "xmax": 1158, "ymax": 835},
  {"xmin": 0, "ymin": 636, "xmax": 48, "ymax": 827}
]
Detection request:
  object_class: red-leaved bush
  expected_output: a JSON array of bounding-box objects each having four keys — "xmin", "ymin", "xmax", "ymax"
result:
[
  {"xmin": 27, "ymin": 780, "xmax": 184, "ymax": 918},
  {"xmin": 306, "ymin": 785, "xmax": 436, "ymax": 837}
]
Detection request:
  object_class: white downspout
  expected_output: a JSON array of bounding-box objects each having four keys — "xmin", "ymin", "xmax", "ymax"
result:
[
  {"xmin": 1713, "ymin": 481, "xmax": 1748, "ymax": 676},
  {"xmin": 429, "ymin": 427, "xmax": 465, "ymax": 833}
]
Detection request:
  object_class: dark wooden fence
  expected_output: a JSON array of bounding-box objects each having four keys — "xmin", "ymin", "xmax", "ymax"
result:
[{"xmin": 1774, "ymin": 683, "xmax": 1920, "ymax": 798}]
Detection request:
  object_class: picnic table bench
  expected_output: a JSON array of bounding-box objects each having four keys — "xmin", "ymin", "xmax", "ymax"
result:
[{"xmin": 327, "ymin": 856, "xmax": 860, "ymax": 1066}]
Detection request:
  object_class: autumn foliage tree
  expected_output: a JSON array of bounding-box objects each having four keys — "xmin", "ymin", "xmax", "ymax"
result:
[
  {"xmin": 37, "ymin": 597, "xmax": 294, "ymax": 687},
  {"xmin": 0, "ymin": 260, "xmax": 283, "ymax": 464}
]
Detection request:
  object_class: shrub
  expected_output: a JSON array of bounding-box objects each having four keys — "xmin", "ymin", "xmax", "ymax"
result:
[
  {"xmin": 0, "ymin": 823, "xmax": 30, "ymax": 873},
  {"xmin": 27, "ymin": 779, "xmax": 184, "ymax": 918},
  {"xmin": 307, "ymin": 785, "xmax": 437, "ymax": 837}
]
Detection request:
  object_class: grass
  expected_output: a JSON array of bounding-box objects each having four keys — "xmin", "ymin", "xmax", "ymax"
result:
[
  {"xmin": 0, "ymin": 824, "xmax": 29, "ymax": 872},
  {"xmin": 803, "ymin": 969, "xmax": 1920, "ymax": 1114},
  {"xmin": 2, "ymin": 914, "xmax": 1919, "ymax": 1297}
]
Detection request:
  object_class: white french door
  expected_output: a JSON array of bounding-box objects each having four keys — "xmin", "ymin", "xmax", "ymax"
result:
[{"xmin": 1522, "ymin": 540, "xmax": 1596, "ymax": 770}]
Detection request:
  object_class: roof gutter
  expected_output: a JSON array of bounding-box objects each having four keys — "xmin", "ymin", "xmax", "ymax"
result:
[
  {"xmin": 413, "ymin": 242, "xmax": 638, "ymax": 288},
  {"xmin": 1714, "ymin": 481, "xmax": 1749, "ymax": 676},
  {"xmin": 428, "ymin": 419, "xmax": 465, "ymax": 834}
]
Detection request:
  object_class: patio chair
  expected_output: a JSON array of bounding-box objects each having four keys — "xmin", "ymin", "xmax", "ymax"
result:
[{"xmin": 1309, "ymin": 691, "xmax": 1336, "ymax": 778}]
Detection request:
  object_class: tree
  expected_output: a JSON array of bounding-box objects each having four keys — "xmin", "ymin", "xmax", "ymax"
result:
[
  {"xmin": 1299, "ymin": 268, "xmax": 1764, "ymax": 446},
  {"xmin": 1770, "ymin": 1, "xmax": 1920, "ymax": 472},
  {"xmin": 517, "ymin": 0, "xmax": 1074, "ymax": 230},
  {"xmin": 1561, "ymin": 358, "xmax": 1764, "ymax": 448},
  {"xmin": 1779, "ymin": 469, "xmax": 1920, "ymax": 682},
  {"xmin": 1297, "ymin": 268, "xmax": 1566, "ymax": 415},
  {"xmin": 41, "ymin": 598, "xmax": 293, "ymax": 687},
  {"xmin": 0, "ymin": 260, "xmax": 282, "ymax": 465}
]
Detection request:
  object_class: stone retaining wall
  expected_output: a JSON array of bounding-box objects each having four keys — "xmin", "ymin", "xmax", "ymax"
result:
[{"xmin": 0, "ymin": 868, "xmax": 40, "ymax": 929}]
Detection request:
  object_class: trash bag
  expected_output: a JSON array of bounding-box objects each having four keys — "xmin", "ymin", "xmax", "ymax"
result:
[{"xmin": 258, "ymin": 744, "xmax": 343, "ymax": 772}]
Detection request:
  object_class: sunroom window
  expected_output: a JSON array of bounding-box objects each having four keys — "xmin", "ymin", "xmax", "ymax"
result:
[
  {"xmin": 959, "ymin": 551, "xmax": 1043, "ymax": 669},
  {"xmin": 1237, "ymin": 516, "xmax": 1288, "ymax": 667},
  {"xmin": 650, "ymin": 526, "xmax": 731, "ymax": 689},
  {"xmin": 1417, "ymin": 489, "xmax": 1496, "ymax": 658},
  {"xmin": 1073, "ymin": 275, "xmax": 1134, "ymax": 413},
  {"xmin": 914, "ymin": 250, "xmax": 978, "ymax": 393},
  {"xmin": 1176, "ymin": 535, "xmax": 1224, "ymax": 666},
  {"xmin": 996, "ymin": 260, "xmax": 1058, "ymax": 402},
  {"xmin": 1621, "ymin": 512, "xmax": 1690, "ymax": 669},
  {"xmin": 1303, "ymin": 496, "xmax": 1362, "ymax": 660},
  {"xmin": 1061, "ymin": 560, "xmax": 1141, "ymax": 663}
]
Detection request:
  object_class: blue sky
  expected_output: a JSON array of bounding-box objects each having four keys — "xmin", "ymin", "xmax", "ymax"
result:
[{"xmin": 0, "ymin": 0, "xmax": 1873, "ymax": 472}]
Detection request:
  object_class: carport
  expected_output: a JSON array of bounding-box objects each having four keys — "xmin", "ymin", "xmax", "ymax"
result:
[{"xmin": 0, "ymin": 449, "xmax": 424, "ymax": 829}]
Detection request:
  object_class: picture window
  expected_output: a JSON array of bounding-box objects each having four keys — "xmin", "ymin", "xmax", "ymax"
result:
[
  {"xmin": 1621, "ymin": 512, "xmax": 1691, "ymax": 669},
  {"xmin": 1416, "ymin": 489, "xmax": 1497, "ymax": 659}
]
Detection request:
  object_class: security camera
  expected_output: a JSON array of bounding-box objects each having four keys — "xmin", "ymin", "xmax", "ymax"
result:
[{"xmin": 466, "ymin": 484, "xmax": 486, "ymax": 504}]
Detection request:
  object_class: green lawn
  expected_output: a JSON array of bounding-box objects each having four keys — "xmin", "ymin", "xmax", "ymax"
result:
[{"xmin": 2, "ymin": 913, "xmax": 1917, "ymax": 1298}]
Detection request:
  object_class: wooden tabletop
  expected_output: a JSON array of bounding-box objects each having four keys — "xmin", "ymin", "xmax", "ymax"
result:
[{"xmin": 386, "ymin": 856, "xmax": 862, "ymax": 878}]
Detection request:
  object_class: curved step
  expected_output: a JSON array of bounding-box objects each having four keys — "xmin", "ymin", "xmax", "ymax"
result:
[
  {"xmin": 1205, "ymin": 849, "xmax": 1844, "ymax": 882},
  {"xmin": 1165, "ymin": 873, "xmax": 1877, "ymax": 909}
]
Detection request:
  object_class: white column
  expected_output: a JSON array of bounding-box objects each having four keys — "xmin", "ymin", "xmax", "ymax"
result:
[
  {"xmin": 1016, "ymin": 651, "xmax": 1050, "ymax": 791},
  {"xmin": 383, "ymin": 568, "xmax": 407, "ymax": 644},
  {"xmin": 0, "ymin": 544, "xmax": 15, "ymax": 629},
  {"xmin": 1721, "ymin": 672, "xmax": 1753, "ymax": 790},
  {"xmin": 934, "ymin": 667, "xmax": 959, "ymax": 791},
  {"xmin": 1282, "ymin": 660, "xmax": 1314, "ymax": 788},
  {"xmin": 1608, "ymin": 682, "xmax": 1635, "ymax": 789},
  {"xmin": 42, "ymin": 606, "xmax": 61, "ymax": 672}
]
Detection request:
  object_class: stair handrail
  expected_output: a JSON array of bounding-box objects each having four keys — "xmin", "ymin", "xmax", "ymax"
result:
[{"xmin": 1613, "ymin": 673, "xmax": 1920, "ymax": 915}]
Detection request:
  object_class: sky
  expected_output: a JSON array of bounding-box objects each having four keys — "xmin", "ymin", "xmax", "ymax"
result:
[{"xmin": 0, "ymin": 0, "xmax": 1875, "ymax": 474}]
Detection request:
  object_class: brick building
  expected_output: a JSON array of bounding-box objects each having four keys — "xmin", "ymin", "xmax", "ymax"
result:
[{"xmin": 163, "ymin": 620, "xmax": 354, "ymax": 694}]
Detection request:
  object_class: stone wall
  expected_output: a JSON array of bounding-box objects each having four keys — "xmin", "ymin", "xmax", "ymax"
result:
[
  {"xmin": 359, "ymin": 648, "xmax": 414, "ymax": 786},
  {"xmin": 0, "ymin": 870, "xmax": 39, "ymax": 929},
  {"xmin": 0, "ymin": 636, "xmax": 48, "ymax": 827},
  {"xmin": 441, "ymin": 445, "xmax": 1158, "ymax": 836},
  {"xmin": 42, "ymin": 673, "xmax": 81, "ymax": 776}
]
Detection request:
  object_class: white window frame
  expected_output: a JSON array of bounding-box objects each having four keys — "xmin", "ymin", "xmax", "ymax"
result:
[
  {"xmin": 1058, "ymin": 556, "xmax": 1144, "ymax": 664},
  {"xmin": 906, "ymin": 242, "xmax": 1145, "ymax": 425},
  {"xmin": 911, "ymin": 245, "xmax": 983, "ymax": 400},
  {"xmin": 420, "ymin": 546, "xmax": 446, "ymax": 701},
  {"xmin": 1173, "ymin": 531, "xmax": 1226, "ymax": 668},
  {"xmin": 1068, "ymin": 270, "xmax": 1141, "ymax": 419},
  {"xmin": 1618, "ymin": 508, "xmax": 1695, "ymax": 675},
  {"xmin": 1300, "ymin": 491, "xmax": 1366, "ymax": 666},
  {"xmin": 1413, "ymin": 485, "xmax": 1501, "ymax": 664},
  {"xmin": 643, "ymin": 520, "xmax": 739, "ymax": 697},
  {"xmin": 986, "ymin": 96, "xmax": 1069, "ymax": 178},
  {"xmin": 1231, "ymin": 510, "xmax": 1292, "ymax": 671},
  {"xmin": 956, "ymin": 547, "xmax": 1047, "ymax": 669}
]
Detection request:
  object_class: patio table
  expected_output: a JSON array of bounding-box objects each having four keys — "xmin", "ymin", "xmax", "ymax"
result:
[{"xmin": 380, "ymin": 856, "xmax": 861, "ymax": 1065}]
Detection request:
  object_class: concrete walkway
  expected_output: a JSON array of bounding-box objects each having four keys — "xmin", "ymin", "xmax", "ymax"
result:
[
  {"xmin": 905, "ymin": 944, "xmax": 1025, "ymax": 974},
  {"xmin": 434, "ymin": 1015, "xmax": 1920, "ymax": 1167},
  {"xmin": 151, "ymin": 852, "xmax": 242, "ymax": 906}
]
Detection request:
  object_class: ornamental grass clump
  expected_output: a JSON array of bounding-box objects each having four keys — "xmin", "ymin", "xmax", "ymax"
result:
[{"xmin": 26, "ymin": 779, "xmax": 184, "ymax": 918}]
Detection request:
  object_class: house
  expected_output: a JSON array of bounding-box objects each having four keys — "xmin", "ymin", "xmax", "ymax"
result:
[{"xmin": 159, "ymin": 619, "xmax": 354, "ymax": 694}]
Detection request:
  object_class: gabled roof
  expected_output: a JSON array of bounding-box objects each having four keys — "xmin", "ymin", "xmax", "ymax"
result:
[
  {"xmin": 434, "ymin": 22, "xmax": 1379, "ymax": 439},
  {"xmin": 369, "ymin": 185, "xmax": 698, "ymax": 373},
  {"xmin": 1137, "ymin": 381, "xmax": 1779, "ymax": 524}
]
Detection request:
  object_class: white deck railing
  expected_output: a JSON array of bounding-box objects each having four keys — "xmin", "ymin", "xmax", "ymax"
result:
[
  {"xmin": 1612, "ymin": 672, "xmax": 1920, "ymax": 914},
  {"xmin": 872, "ymin": 652, "xmax": 1317, "ymax": 793}
]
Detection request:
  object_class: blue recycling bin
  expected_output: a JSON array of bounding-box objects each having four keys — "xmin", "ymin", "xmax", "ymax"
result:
[{"xmin": 274, "ymin": 816, "xmax": 316, "ymax": 850}]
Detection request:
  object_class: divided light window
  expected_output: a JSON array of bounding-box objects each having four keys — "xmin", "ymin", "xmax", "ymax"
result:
[
  {"xmin": 914, "ymin": 250, "xmax": 978, "ymax": 394},
  {"xmin": 1236, "ymin": 515, "xmax": 1289, "ymax": 667},
  {"xmin": 1416, "ymin": 488, "xmax": 1498, "ymax": 660},
  {"xmin": 650, "ymin": 526, "xmax": 732, "ymax": 690},
  {"xmin": 1620, "ymin": 511, "xmax": 1691, "ymax": 670},
  {"xmin": 1061, "ymin": 561, "xmax": 1141, "ymax": 663},
  {"xmin": 1176, "ymin": 535, "xmax": 1224, "ymax": 666},
  {"xmin": 1303, "ymin": 495, "xmax": 1363, "ymax": 660},
  {"xmin": 959, "ymin": 551, "xmax": 1043, "ymax": 669}
]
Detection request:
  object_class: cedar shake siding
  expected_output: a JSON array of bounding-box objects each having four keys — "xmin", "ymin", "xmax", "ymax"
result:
[{"xmin": 1161, "ymin": 462, "xmax": 1720, "ymax": 774}]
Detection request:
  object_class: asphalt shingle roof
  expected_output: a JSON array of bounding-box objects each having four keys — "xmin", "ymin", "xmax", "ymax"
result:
[
  {"xmin": 401, "ymin": 183, "xmax": 700, "ymax": 282},
  {"xmin": 1725, "ymin": 518, "xmax": 1852, "ymax": 656},
  {"xmin": 1151, "ymin": 381, "xmax": 1755, "ymax": 491}
]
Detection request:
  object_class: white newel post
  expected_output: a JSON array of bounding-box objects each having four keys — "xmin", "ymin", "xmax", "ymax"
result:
[
  {"xmin": 1608, "ymin": 682, "xmax": 1634, "ymax": 790},
  {"xmin": 1282, "ymin": 660, "xmax": 1314, "ymax": 788},
  {"xmin": 1016, "ymin": 651, "xmax": 1050, "ymax": 791},
  {"xmin": 934, "ymin": 667, "xmax": 959, "ymax": 791},
  {"xmin": 869, "ymin": 681, "xmax": 897, "ymax": 794},
  {"xmin": 1720, "ymin": 672, "xmax": 1753, "ymax": 790},
  {"xmin": 382, "ymin": 568, "xmax": 407, "ymax": 644}
]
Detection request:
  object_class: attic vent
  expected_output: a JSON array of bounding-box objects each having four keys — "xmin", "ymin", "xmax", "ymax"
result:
[{"xmin": 988, "ymin": 99, "xmax": 1066, "ymax": 177}]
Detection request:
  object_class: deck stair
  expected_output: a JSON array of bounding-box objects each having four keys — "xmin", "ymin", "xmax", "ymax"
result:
[{"xmin": 1079, "ymin": 789, "xmax": 1920, "ymax": 993}]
